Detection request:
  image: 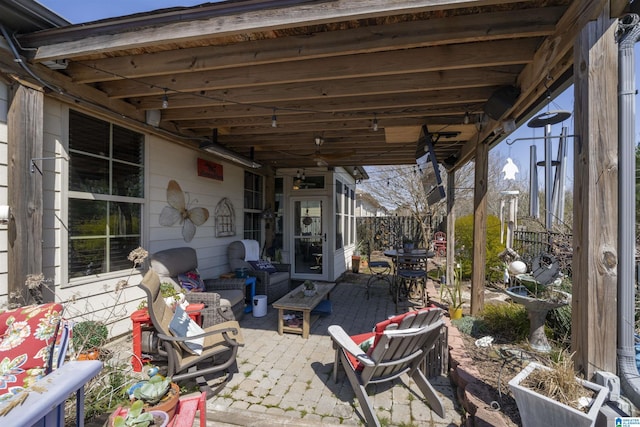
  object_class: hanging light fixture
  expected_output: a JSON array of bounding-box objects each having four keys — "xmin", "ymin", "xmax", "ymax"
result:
[
  {"xmin": 463, "ymin": 111, "xmax": 470, "ymax": 124},
  {"xmin": 271, "ymin": 108, "xmax": 277, "ymax": 128},
  {"xmin": 372, "ymin": 113, "xmax": 379, "ymax": 132},
  {"xmin": 161, "ymin": 89, "xmax": 169, "ymax": 109}
]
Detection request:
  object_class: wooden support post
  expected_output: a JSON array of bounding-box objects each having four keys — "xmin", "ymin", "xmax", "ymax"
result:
[
  {"xmin": 7, "ymin": 84, "xmax": 44, "ymax": 306},
  {"xmin": 471, "ymin": 140, "xmax": 488, "ymax": 316},
  {"xmin": 446, "ymin": 169, "xmax": 455, "ymax": 291},
  {"xmin": 572, "ymin": 9, "xmax": 618, "ymax": 377}
]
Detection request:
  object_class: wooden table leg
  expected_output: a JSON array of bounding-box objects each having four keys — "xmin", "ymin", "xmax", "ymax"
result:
[
  {"xmin": 277, "ymin": 308, "xmax": 284, "ymax": 335},
  {"xmin": 302, "ymin": 309, "xmax": 310, "ymax": 338}
]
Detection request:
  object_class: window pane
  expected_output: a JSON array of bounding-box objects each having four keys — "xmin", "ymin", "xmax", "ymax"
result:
[
  {"xmin": 69, "ymin": 154, "xmax": 109, "ymax": 193},
  {"xmin": 110, "ymin": 237, "xmax": 141, "ymax": 271},
  {"xmin": 69, "ymin": 238, "xmax": 106, "ymax": 277},
  {"xmin": 112, "ymin": 125, "xmax": 144, "ymax": 164},
  {"xmin": 69, "ymin": 110, "xmax": 110, "ymax": 156},
  {"xmin": 69, "ymin": 199, "xmax": 108, "ymax": 237},
  {"xmin": 109, "ymin": 202, "xmax": 141, "ymax": 236},
  {"xmin": 112, "ymin": 161, "xmax": 144, "ymax": 197},
  {"xmin": 69, "ymin": 110, "xmax": 145, "ymax": 279}
]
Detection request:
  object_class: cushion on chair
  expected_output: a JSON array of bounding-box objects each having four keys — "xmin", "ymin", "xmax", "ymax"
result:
[
  {"xmin": 0, "ymin": 303, "xmax": 64, "ymax": 399},
  {"xmin": 343, "ymin": 306, "xmax": 439, "ymax": 370},
  {"xmin": 177, "ymin": 269, "xmax": 206, "ymax": 292},
  {"xmin": 248, "ymin": 260, "xmax": 277, "ymax": 274},
  {"xmin": 169, "ymin": 305, "xmax": 205, "ymax": 355}
]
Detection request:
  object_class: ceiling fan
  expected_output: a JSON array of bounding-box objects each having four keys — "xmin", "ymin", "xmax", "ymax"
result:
[
  {"xmin": 277, "ymin": 136, "xmax": 354, "ymax": 166},
  {"xmin": 309, "ymin": 136, "xmax": 356, "ymax": 166}
]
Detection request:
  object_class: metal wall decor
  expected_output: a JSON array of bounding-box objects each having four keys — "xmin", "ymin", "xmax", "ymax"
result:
[
  {"xmin": 215, "ymin": 197, "xmax": 236, "ymax": 237},
  {"xmin": 159, "ymin": 180, "xmax": 210, "ymax": 242}
]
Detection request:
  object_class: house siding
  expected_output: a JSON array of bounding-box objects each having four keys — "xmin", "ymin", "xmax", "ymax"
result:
[
  {"xmin": 1, "ymin": 96, "xmax": 248, "ymax": 338},
  {"xmin": 0, "ymin": 81, "xmax": 8, "ymax": 299}
]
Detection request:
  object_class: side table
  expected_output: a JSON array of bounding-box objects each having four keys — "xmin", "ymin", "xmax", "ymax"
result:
[
  {"xmin": 130, "ymin": 304, "xmax": 204, "ymax": 372},
  {"xmin": 244, "ymin": 276, "xmax": 256, "ymax": 313}
]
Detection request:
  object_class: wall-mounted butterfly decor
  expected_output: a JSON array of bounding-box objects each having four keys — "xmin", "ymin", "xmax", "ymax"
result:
[{"xmin": 159, "ymin": 180, "xmax": 210, "ymax": 242}]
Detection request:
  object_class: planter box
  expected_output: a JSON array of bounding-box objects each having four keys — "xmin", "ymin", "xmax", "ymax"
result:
[{"xmin": 508, "ymin": 362, "xmax": 608, "ymax": 427}]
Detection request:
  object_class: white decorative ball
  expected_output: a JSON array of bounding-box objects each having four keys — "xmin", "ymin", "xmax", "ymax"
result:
[{"xmin": 508, "ymin": 260, "xmax": 527, "ymax": 275}]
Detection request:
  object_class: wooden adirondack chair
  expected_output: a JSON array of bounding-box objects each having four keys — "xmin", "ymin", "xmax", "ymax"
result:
[{"xmin": 328, "ymin": 307, "xmax": 446, "ymax": 427}]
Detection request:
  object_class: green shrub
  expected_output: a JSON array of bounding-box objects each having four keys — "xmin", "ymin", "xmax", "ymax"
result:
[
  {"xmin": 451, "ymin": 315, "xmax": 487, "ymax": 337},
  {"xmin": 480, "ymin": 302, "xmax": 529, "ymax": 343},
  {"xmin": 72, "ymin": 320, "xmax": 108, "ymax": 352},
  {"xmin": 455, "ymin": 214, "xmax": 506, "ymax": 282}
]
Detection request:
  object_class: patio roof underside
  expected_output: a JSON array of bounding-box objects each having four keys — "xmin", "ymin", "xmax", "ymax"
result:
[{"xmin": 7, "ymin": 0, "xmax": 627, "ymax": 170}]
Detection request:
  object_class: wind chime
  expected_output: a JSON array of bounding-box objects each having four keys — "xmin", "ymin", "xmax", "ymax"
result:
[{"xmin": 527, "ymin": 109, "xmax": 571, "ymax": 231}]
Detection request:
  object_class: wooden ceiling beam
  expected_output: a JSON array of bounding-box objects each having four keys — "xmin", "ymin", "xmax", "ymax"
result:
[
  {"xmin": 30, "ymin": 0, "xmax": 526, "ymax": 61},
  {"xmin": 98, "ymin": 38, "xmax": 539, "ymax": 98},
  {"xmin": 177, "ymin": 114, "xmax": 467, "ymax": 130},
  {"xmin": 128, "ymin": 65, "xmax": 521, "ymax": 110},
  {"xmin": 64, "ymin": 8, "xmax": 561, "ymax": 83},
  {"xmin": 160, "ymin": 87, "xmax": 497, "ymax": 121}
]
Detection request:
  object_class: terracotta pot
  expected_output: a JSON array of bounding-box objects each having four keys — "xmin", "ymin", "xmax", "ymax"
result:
[
  {"xmin": 76, "ymin": 349, "xmax": 100, "ymax": 360},
  {"xmin": 146, "ymin": 382, "xmax": 180, "ymax": 420},
  {"xmin": 352, "ymin": 256, "xmax": 361, "ymax": 273}
]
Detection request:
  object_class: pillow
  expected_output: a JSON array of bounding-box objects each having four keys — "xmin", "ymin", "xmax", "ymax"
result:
[
  {"xmin": 0, "ymin": 303, "xmax": 63, "ymax": 400},
  {"xmin": 371, "ymin": 306, "xmax": 437, "ymax": 350},
  {"xmin": 177, "ymin": 269, "xmax": 205, "ymax": 292},
  {"xmin": 169, "ymin": 305, "xmax": 204, "ymax": 355},
  {"xmin": 248, "ymin": 260, "xmax": 277, "ymax": 274}
]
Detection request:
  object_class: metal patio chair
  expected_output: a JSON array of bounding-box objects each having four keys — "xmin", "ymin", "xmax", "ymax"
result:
[
  {"xmin": 328, "ymin": 307, "xmax": 446, "ymax": 426},
  {"xmin": 138, "ymin": 269, "xmax": 244, "ymax": 396}
]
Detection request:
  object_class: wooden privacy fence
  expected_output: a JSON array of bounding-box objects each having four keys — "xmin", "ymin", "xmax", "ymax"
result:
[{"xmin": 356, "ymin": 216, "xmax": 430, "ymax": 252}]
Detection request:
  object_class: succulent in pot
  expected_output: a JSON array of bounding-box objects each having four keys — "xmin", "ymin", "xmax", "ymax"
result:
[
  {"xmin": 303, "ymin": 280, "xmax": 316, "ymax": 296},
  {"xmin": 127, "ymin": 370, "xmax": 180, "ymax": 419},
  {"xmin": 112, "ymin": 400, "xmax": 169, "ymax": 427}
]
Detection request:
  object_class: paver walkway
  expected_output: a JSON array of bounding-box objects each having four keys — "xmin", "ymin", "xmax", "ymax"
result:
[{"xmin": 204, "ymin": 275, "xmax": 462, "ymax": 426}]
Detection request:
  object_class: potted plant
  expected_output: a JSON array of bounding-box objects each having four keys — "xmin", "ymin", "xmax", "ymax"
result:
[
  {"xmin": 111, "ymin": 400, "xmax": 169, "ymax": 427},
  {"xmin": 72, "ymin": 320, "xmax": 108, "ymax": 360},
  {"xmin": 441, "ymin": 263, "xmax": 464, "ymax": 319},
  {"xmin": 137, "ymin": 282, "xmax": 185, "ymax": 310},
  {"xmin": 127, "ymin": 372, "xmax": 180, "ymax": 419},
  {"xmin": 508, "ymin": 358, "xmax": 608, "ymax": 427},
  {"xmin": 303, "ymin": 280, "xmax": 317, "ymax": 297}
]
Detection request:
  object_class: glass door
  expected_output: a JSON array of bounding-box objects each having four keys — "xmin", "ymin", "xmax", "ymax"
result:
[{"xmin": 291, "ymin": 198, "xmax": 327, "ymax": 280}]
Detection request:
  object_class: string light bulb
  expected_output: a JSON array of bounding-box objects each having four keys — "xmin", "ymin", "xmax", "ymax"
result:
[
  {"xmin": 463, "ymin": 111, "xmax": 470, "ymax": 124},
  {"xmin": 301, "ymin": 169, "xmax": 306, "ymax": 180},
  {"xmin": 296, "ymin": 169, "xmax": 301, "ymax": 179},
  {"xmin": 372, "ymin": 114, "xmax": 379, "ymax": 132},
  {"xmin": 161, "ymin": 89, "xmax": 169, "ymax": 109},
  {"xmin": 271, "ymin": 108, "xmax": 277, "ymax": 128}
]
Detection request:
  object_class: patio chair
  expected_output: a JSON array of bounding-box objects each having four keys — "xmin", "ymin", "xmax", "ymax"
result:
[
  {"xmin": 328, "ymin": 307, "xmax": 446, "ymax": 427},
  {"xmin": 365, "ymin": 242, "xmax": 391, "ymax": 299},
  {"xmin": 150, "ymin": 246, "xmax": 247, "ymax": 325},
  {"xmin": 139, "ymin": 269, "xmax": 244, "ymax": 395}
]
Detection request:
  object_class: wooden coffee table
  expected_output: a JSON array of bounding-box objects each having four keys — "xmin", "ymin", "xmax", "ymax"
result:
[{"xmin": 273, "ymin": 282, "xmax": 335, "ymax": 338}]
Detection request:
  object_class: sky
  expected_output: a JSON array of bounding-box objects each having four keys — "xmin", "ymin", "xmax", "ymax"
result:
[
  {"xmin": 35, "ymin": 1, "xmax": 640, "ymax": 190},
  {"xmin": 35, "ymin": 1, "xmax": 212, "ymax": 23}
]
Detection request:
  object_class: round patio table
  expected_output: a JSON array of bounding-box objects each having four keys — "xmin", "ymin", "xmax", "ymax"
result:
[{"xmin": 383, "ymin": 249, "xmax": 435, "ymax": 310}]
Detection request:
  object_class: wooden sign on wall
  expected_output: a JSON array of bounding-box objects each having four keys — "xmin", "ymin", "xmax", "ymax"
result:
[{"xmin": 197, "ymin": 158, "xmax": 223, "ymax": 181}]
